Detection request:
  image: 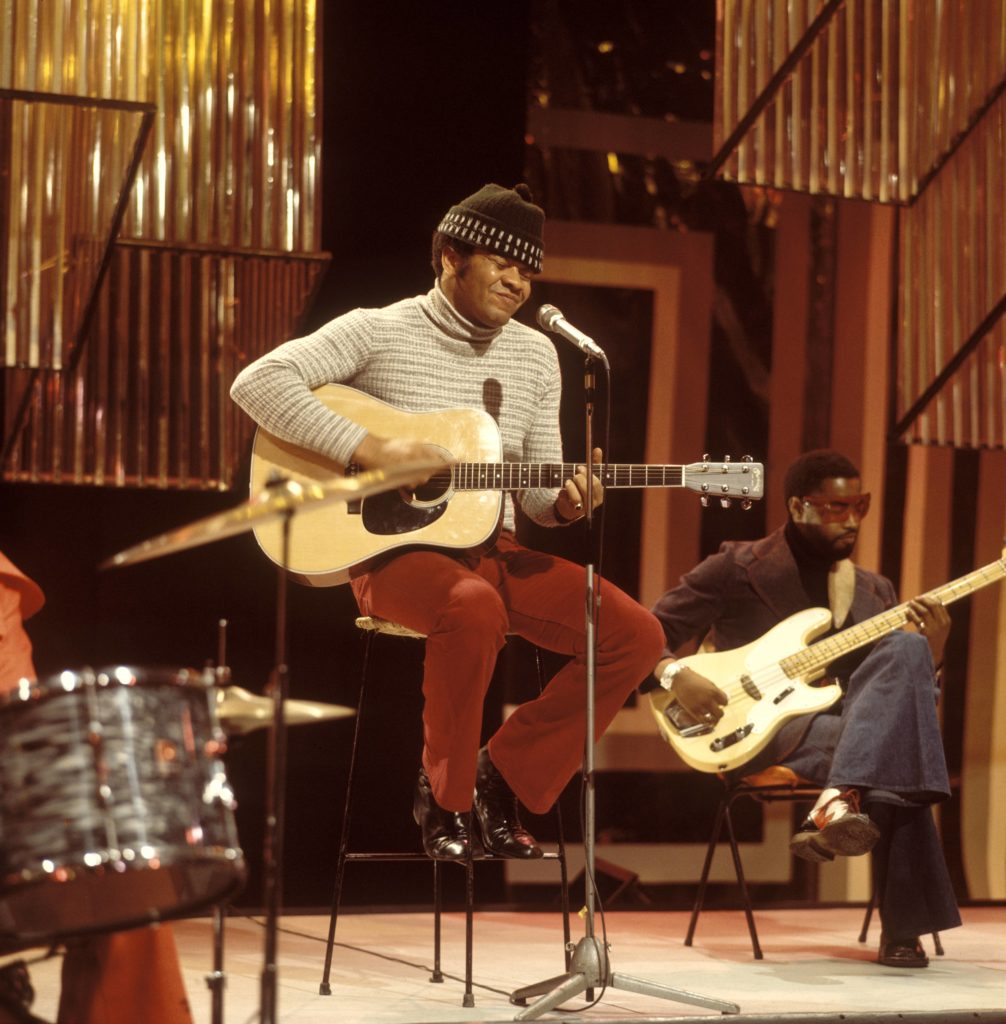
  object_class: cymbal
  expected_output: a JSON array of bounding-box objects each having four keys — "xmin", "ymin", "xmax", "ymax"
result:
[
  {"xmin": 216, "ymin": 684, "xmax": 354, "ymax": 736},
  {"xmin": 100, "ymin": 459, "xmax": 443, "ymax": 570}
]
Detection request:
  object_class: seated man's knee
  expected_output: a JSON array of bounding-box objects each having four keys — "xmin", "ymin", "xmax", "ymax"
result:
[{"xmin": 440, "ymin": 582, "xmax": 508, "ymax": 641}]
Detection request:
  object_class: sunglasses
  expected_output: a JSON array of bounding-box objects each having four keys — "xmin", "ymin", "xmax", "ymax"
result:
[{"xmin": 801, "ymin": 493, "xmax": 872, "ymax": 521}]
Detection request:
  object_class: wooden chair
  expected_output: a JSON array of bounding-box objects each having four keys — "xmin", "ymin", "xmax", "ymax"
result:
[{"xmin": 318, "ymin": 616, "xmax": 572, "ymax": 1008}]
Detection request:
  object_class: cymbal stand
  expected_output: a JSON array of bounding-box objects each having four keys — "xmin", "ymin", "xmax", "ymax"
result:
[
  {"xmin": 260, "ymin": 503, "xmax": 294, "ymax": 1024},
  {"xmin": 509, "ymin": 353, "xmax": 740, "ymax": 1021},
  {"xmin": 206, "ymin": 618, "xmax": 231, "ymax": 1024}
]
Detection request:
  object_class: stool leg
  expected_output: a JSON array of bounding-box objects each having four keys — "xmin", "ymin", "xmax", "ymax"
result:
[
  {"xmin": 685, "ymin": 793, "xmax": 727, "ymax": 949},
  {"xmin": 431, "ymin": 861, "xmax": 444, "ymax": 983},
  {"xmin": 463, "ymin": 810, "xmax": 475, "ymax": 1008},
  {"xmin": 320, "ymin": 632, "xmax": 374, "ymax": 995}
]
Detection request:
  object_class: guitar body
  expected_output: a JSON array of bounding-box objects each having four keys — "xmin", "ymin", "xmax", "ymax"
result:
[
  {"xmin": 648, "ymin": 607, "xmax": 844, "ymax": 773},
  {"xmin": 250, "ymin": 384, "xmax": 504, "ymax": 586}
]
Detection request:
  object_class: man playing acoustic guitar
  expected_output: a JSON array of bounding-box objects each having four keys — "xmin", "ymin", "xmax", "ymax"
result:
[
  {"xmin": 648, "ymin": 449, "xmax": 961, "ymax": 968},
  {"xmin": 231, "ymin": 183, "xmax": 665, "ymax": 862}
]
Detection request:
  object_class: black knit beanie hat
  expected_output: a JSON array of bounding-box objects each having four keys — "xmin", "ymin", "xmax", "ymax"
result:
[{"xmin": 437, "ymin": 183, "xmax": 544, "ymax": 273}]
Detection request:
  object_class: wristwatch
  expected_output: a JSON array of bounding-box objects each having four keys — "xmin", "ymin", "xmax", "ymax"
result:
[{"xmin": 659, "ymin": 661, "xmax": 688, "ymax": 691}]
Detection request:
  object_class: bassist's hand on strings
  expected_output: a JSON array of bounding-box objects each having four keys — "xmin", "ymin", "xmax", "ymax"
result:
[
  {"xmin": 905, "ymin": 595, "xmax": 951, "ymax": 667},
  {"xmin": 656, "ymin": 657, "xmax": 729, "ymax": 725}
]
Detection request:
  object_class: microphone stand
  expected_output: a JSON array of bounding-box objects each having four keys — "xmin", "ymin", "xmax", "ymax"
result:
[{"xmin": 509, "ymin": 353, "xmax": 739, "ymax": 1020}]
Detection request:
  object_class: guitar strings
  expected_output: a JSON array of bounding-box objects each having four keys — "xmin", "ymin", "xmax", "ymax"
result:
[{"xmin": 695, "ymin": 560, "xmax": 1005, "ymax": 711}]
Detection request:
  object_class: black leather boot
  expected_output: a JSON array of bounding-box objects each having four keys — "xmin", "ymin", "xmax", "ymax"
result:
[
  {"xmin": 413, "ymin": 767, "xmax": 480, "ymax": 861},
  {"xmin": 473, "ymin": 747, "xmax": 543, "ymax": 859}
]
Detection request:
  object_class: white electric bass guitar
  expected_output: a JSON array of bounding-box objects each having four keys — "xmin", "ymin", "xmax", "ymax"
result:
[
  {"xmin": 249, "ymin": 383, "xmax": 764, "ymax": 586},
  {"xmin": 649, "ymin": 548, "xmax": 1006, "ymax": 773}
]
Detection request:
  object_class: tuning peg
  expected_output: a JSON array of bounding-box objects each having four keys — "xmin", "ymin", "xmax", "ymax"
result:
[
  {"xmin": 741, "ymin": 499, "xmax": 752, "ymax": 511},
  {"xmin": 723, "ymin": 455, "xmax": 732, "ymax": 461},
  {"xmin": 700, "ymin": 495, "xmax": 709, "ymax": 508},
  {"xmin": 720, "ymin": 497, "xmax": 732, "ymax": 509},
  {"xmin": 742, "ymin": 454, "xmax": 753, "ymax": 462}
]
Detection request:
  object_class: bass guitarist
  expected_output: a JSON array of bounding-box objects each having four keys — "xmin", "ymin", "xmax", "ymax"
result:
[
  {"xmin": 231, "ymin": 183, "xmax": 665, "ymax": 863},
  {"xmin": 647, "ymin": 449, "xmax": 960, "ymax": 968}
]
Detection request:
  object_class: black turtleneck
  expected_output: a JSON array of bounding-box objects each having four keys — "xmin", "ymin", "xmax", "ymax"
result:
[{"xmin": 784, "ymin": 520, "xmax": 864, "ymax": 683}]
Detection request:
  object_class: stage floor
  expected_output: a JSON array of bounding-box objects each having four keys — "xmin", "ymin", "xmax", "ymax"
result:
[{"xmin": 19, "ymin": 905, "xmax": 1006, "ymax": 1023}]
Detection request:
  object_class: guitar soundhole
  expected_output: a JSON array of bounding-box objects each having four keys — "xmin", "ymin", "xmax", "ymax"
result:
[{"xmin": 360, "ymin": 464, "xmax": 454, "ymax": 536}]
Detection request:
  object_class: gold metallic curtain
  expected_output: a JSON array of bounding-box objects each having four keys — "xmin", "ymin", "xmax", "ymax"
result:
[
  {"xmin": 0, "ymin": 91, "xmax": 151, "ymax": 371},
  {"xmin": 714, "ymin": 0, "xmax": 1006, "ymax": 204},
  {"xmin": 1, "ymin": 0, "xmax": 328, "ymax": 488},
  {"xmin": 714, "ymin": 0, "xmax": 1006, "ymax": 450},
  {"xmin": 898, "ymin": 91, "xmax": 1006, "ymax": 448}
]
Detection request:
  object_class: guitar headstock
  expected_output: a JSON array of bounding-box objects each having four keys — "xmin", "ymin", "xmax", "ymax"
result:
[{"xmin": 684, "ymin": 455, "xmax": 764, "ymax": 508}]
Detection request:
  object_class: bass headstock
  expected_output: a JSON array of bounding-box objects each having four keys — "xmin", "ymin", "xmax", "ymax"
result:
[{"xmin": 684, "ymin": 455, "xmax": 764, "ymax": 508}]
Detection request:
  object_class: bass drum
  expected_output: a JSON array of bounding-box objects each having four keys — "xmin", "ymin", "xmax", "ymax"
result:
[{"xmin": 0, "ymin": 665, "xmax": 245, "ymax": 949}]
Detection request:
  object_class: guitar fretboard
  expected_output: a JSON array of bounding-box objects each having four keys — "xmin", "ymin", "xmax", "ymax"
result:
[
  {"xmin": 427, "ymin": 463, "xmax": 687, "ymax": 490},
  {"xmin": 780, "ymin": 557, "xmax": 1006, "ymax": 679}
]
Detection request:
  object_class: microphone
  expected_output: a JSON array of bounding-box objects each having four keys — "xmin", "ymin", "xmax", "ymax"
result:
[{"xmin": 536, "ymin": 304, "xmax": 607, "ymax": 362}]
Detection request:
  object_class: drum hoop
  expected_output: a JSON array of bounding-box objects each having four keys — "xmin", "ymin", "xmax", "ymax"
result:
[
  {"xmin": 0, "ymin": 665, "xmax": 215, "ymax": 708},
  {"xmin": 1, "ymin": 843, "xmax": 245, "ymax": 894}
]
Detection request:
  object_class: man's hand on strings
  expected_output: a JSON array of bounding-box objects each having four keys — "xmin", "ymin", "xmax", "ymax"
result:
[{"xmin": 555, "ymin": 447, "xmax": 605, "ymax": 522}]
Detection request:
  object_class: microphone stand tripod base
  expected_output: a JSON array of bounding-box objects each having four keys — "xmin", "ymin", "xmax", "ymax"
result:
[{"xmin": 510, "ymin": 934, "xmax": 740, "ymax": 1020}]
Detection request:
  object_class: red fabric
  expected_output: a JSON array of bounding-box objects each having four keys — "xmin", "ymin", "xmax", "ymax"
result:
[
  {"xmin": 351, "ymin": 532, "xmax": 664, "ymax": 813},
  {"xmin": 0, "ymin": 552, "xmax": 44, "ymax": 692}
]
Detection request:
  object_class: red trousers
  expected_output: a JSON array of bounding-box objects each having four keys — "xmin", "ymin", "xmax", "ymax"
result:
[{"xmin": 351, "ymin": 532, "xmax": 664, "ymax": 814}]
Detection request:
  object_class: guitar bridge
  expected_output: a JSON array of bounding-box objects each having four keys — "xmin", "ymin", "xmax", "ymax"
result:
[
  {"xmin": 663, "ymin": 700, "xmax": 713, "ymax": 737},
  {"xmin": 710, "ymin": 723, "xmax": 754, "ymax": 752}
]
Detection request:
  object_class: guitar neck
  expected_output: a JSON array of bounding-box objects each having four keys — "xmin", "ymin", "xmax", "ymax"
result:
[
  {"xmin": 445, "ymin": 463, "xmax": 685, "ymax": 491},
  {"xmin": 781, "ymin": 557, "xmax": 1006, "ymax": 679}
]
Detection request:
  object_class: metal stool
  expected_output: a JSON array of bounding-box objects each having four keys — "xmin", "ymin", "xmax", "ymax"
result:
[
  {"xmin": 318, "ymin": 616, "xmax": 572, "ymax": 1007},
  {"xmin": 687, "ymin": 766, "xmax": 944, "ymax": 960}
]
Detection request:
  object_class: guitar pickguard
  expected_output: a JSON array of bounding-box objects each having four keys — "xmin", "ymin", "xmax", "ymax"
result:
[{"xmin": 360, "ymin": 490, "xmax": 447, "ymax": 535}]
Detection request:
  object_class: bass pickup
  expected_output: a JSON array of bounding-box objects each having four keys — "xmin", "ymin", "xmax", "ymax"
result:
[{"xmin": 710, "ymin": 723, "xmax": 754, "ymax": 752}]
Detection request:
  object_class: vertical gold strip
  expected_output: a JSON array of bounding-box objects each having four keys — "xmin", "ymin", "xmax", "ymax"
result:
[
  {"xmin": 753, "ymin": 0, "xmax": 767, "ymax": 185},
  {"xmin": 789, "ymin": 0, "xmax": 804, "ymax": 193},
  {"xmin": 878, "ymin": 0, "xmax": 890, "ymax": 203},
  {"xmin": 736, "ymin": 0, "xmax": 751, "ymax": 181},
  {"xmin": 808, "ymin": 0, "xmax": 820, "ymax": 194},
  {"xmin": 825, "ymin": 2, "xmax": 838, "ymax": 197}
]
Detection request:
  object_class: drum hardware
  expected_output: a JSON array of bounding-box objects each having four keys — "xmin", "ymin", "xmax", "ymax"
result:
[
  {"xmin": 206, "ymin": 618, "xmax": 230, "ymax": 1024},
  {"xmin": 0, "ymin": 665, "xmax": 246, "ymax": 951},
  {"xmin": 101, "ymin": 462, "xmax": 434, "ymax": 1024}
]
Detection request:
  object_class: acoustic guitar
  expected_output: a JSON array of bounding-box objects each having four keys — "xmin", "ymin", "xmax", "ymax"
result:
[{"xmin": 249, "ymin": 383, "xmax": 764, "ymax": 586}]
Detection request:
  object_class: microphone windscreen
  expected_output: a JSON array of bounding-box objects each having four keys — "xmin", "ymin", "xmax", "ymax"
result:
[{"xmin": 536, "ymin": 304, "xmax": 561, "ymax": 331}]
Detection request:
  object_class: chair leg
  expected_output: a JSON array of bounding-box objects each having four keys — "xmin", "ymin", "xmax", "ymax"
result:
[
  {"xmin": 723, "ymin": 799, "xmax": 763, "ymax": 959},
  {"xmin": 685, "ymin": 792, "xmax": 727, "ymax": 948},
  {"xmin": 320, "ymin": 631, "xmax": 374, "ymax": 995},
  {"xmin": 858, "ymin": 889, "xmax": 874, "ymax": 943}
]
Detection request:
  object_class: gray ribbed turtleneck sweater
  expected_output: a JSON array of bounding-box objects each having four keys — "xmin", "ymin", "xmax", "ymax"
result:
[{"xmin": 230, "ymin": 283, "xmax": 566, "ymax": 531}]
